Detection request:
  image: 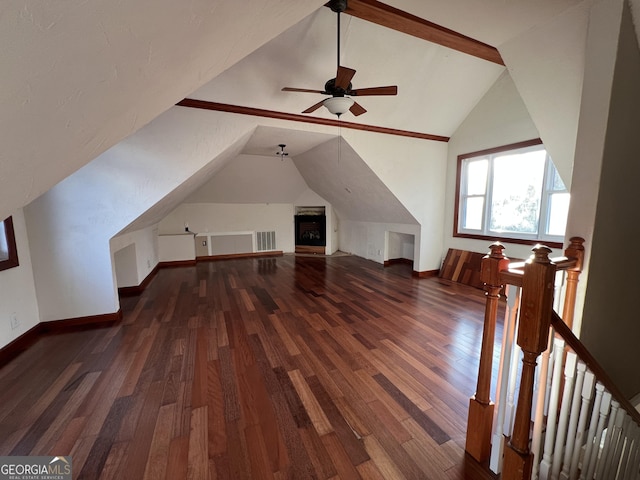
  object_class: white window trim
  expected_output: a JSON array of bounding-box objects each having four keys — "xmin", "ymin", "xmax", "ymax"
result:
[{"xmin": 454, "ymin": 139, "xmax": 567, "ymax": 247}]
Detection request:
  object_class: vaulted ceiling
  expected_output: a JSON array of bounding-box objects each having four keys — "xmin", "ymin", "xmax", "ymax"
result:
[{"xmin": 1, "ymin": 0, "xmax": 611, "ymax": 225}]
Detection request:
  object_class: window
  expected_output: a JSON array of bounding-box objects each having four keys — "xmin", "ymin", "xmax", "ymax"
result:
[
  {"xmin": 454, "ymin": 139, "xmax": 569, "ymax": 247},
  {"xmin": 0, "ymin": 216, "xmax": 19, "ymax": 272}
]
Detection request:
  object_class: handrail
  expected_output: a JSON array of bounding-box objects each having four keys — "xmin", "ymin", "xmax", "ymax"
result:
[
  {"xmin": 551, "ymin": 311, "xmax": 640, "ymax": 425},
  {"xmin": 499, "ymin": 255, "xmax": 580, "ymax": 289},
  {"xmin": 503, "ymin": 255, "xmax": 578, "ymax": 273},
  {"xmin": 466, "ymin": 237, "xmax": 586, "ymax": 473},
  {"xmin": 466, "ymin": 236, "xmax": 640, "ymax": 479}
]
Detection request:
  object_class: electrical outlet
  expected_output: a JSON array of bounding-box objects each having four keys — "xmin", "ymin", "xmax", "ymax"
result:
[
  {"xmin": 9, "ymin": 313, "xmax": 19, "ymax": 330},
  {"xmin": 202, "ymin": 240, "xmax": 207, "ymax": 246}
]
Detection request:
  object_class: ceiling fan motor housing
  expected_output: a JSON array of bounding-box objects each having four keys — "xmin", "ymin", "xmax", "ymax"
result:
[
  {"xmin": 329, "ymin": 0, "xmax": 348, "ymax": 13},
  {"xmin": 324, "ymin": 78, "xmax": 352, "ymax": 96}
]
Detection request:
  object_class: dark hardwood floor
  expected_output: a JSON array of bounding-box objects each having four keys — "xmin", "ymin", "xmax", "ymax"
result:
[{"xmin": 0, "ymin": 254, "xmax": 502, "ymax": 479}]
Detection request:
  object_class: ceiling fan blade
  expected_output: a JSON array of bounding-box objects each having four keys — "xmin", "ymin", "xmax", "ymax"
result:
[
  {"xmin": 349, "ymin": 102, "xmax": 367, "ymax": 116},
  {"xmin": 302, "ymin": 100, "xmax": 326, "ymax": 114},
  {"xmin": 335, "ymin": 66, "xmax": 356, "ymax": 90},
  {"xmin": 350, "ymin": 86, "xmax": 398, "ymax": 96},
  {"xmin": 282, "ymin": 87, "xmax": 326, "ymax": 94}
]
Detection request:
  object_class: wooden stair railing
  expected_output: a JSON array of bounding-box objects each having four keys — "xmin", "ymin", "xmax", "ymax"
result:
[
  {"xmin": 467, "ymin": 237, "xmax": 640, "ymax": 480},
  {"xmin": 466, "ymin": 242, "xmax": 510, "ymax": 462},
  {"xmin": 550, "ymin": 313, "xmax": 640, "ymax": 428},
  {"xmin": 501, "ymin": 245, "xmax": 558, "ymax": 479},
  {"xmin": 465, "ymin": 237, "xmax": 585, "ymax": 475}
]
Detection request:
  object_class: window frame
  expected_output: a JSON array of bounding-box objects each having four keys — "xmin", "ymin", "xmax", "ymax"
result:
[
  {"xmin": 0, "ymin": 216, "xmax": 20, "ymax": 272},
  {"xmin": 453, "ymin": 139, "xmax": 565, "ymax": 249}
]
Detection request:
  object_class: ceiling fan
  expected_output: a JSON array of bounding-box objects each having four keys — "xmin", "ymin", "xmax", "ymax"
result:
[{"xmin": 281, "ymin": 0, "xmax": 398, "ymax": 118}]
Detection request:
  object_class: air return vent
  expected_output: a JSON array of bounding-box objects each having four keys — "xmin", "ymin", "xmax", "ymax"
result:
[{"xmin": 256, "ymin": 231, "xmax": 276, "ymax": 252}]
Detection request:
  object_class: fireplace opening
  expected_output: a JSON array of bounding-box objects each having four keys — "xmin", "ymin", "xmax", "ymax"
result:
[{"xmin": 294, "ymin": 215, "xmax": 326, "ymax": 247}]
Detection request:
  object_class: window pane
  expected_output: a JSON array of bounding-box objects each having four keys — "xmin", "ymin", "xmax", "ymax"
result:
[
  {"xmin": 489, "ymin": 150, "xmax": 546, "ymax": 234},
  {"xmin": 550, "ymin": 163, "xmax": 566, "ymax": 191},
  {"xmin": 463, "ymin": 197, "xmax": 484, "ymax": 230},
  {"xmin": 465, "ymin": 159, "xmax": 488, "ymax": 195},
  {"xmin": 547, "ymin": 192, "xmax": 570, "ymax": 236},
  {"xmin": 0, "ymin": 221, "xmax": 8, "ymax": 261}
]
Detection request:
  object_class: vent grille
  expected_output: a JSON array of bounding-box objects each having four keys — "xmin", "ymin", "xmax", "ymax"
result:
[{"xmin": 256, "ymin": 231, "xmax": 276, "ymax": 252}]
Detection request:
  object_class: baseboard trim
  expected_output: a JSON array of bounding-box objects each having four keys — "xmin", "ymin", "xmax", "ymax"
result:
[
  {"xmin": 158, "ymin": 260, "xmax": 197, "ymax": 268},
  {"xmin": 118, "ymin": 265, "xmax": 159, "ymax": 297},
  {"xmin": 413, "ymin": 269, "xmax": 439, "ymax": 278},
  {"xmin": 384, "ymin": 258, "xmax": 414, "ymax": 267},
  {"xmin": 40, "ymin": 309, "xmax": 123, "ymax": 332},
  {"xmin": 0, "ymin": 323, "xmax": 43, "ymax": 366},
  {"xmin": 197, "ymin": 251, "xmax": 284, "ymax": 261},
  {"xmin": 0, "ymin": 309, "xmax": 122, "ymax": 367}
]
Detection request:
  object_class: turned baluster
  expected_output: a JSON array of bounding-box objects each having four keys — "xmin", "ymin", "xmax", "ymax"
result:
[
  {"xmin": 466, "ymin": 242, "xmax": 510, "ymax": 462},
  {"xmin": 561, "ymin": 237, "xmax": 585, "ymax": 330},
  {"xmin": 502, "ymin": 246, "xmax": 557, "ymax": 480}
]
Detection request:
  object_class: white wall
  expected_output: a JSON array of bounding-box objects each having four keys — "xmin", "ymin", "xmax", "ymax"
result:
[
  {"xmin": 340, "ymin": 129, "xmax": 449, "ymax": 272},
  {"xmin": 110, "ymin": 225, "xmax": 159, "ymax": 288},
  {"xmin": 338, "ymin": 220, "xmax": 420, "ymax": 266},
  {"xmin": 563, "ymin": 0, "xmax": 624, "ymax": 338},
  {"xmin": 444, "ymin": 71, "xmax": 565, "ymax": 261},
  {"xmin": 577, "ymin": 0, "xmax": 640, "ymax": 397},
  {"xmin": 113, "ymin": 244, "xmax": 138, "ymax": 287},
  {"xmin": 22, "ymin": 109, "xmax": 259, "ymax": 323},
  {"xmin": 0, "ymin": 209, "xmax": 40, "ymax": 349},
  {"xmin": 388, "ymin": 232, "xmax": 415, "ymax": 261},
  {"xmin": 498, "ymin": 1, "xmax": 593, "ymax": 188},
  {"xmin": 158, "ymin": 235, "xmax": 197, "ymax": 262},
  {"xmin": 159, "ymin": 203, "xmax": 297, "ymax": 254}
]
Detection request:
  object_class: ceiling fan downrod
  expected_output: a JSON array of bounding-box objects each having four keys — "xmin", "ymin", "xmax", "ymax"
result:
[{"xmin": 330, "ymin": 0, "xmax": 348, "ymax": 72}]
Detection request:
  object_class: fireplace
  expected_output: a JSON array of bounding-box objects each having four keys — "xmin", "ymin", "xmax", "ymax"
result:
[{"xmin": 294, "ymin": 215, "xmax": 326, "ymax": 247}]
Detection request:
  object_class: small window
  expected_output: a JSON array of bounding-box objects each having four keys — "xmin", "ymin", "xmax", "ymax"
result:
[
  {"xmin": 0, "ymin": 216, "xmax": 19, "ymax": 272},
  {"xmin": 454, "ymin": 139, "xmax": 568, "ymax": 247}
]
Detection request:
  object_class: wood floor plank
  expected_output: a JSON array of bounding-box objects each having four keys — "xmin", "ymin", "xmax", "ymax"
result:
[
  {"xmin": 187, "ymin": 406, "xmax": 209, "ymax": 480},
  {"xmin": 0, "ymin": 255, "xmax": 502, "ymax": 479},
  {"xmin": 164, "ymin": 436, "xmax": 189, "ymax": 480},
  {"xmin": 287, "ymin": 370, "xmax": 333, "ymax": 437},
  {"xmin": 142, "ymin": 403, "xmax": 175, "ymax": 480},
  {"xmin": 28, "ymin": 370, "xmax": 101, "ymax": 455},
  {"xmin": 362, "ymin": 435, "xmax": 408, "ymax": 480},
  {"xmin": 97, "ymin": 441, "xmax": 128, "ymax": 480}
]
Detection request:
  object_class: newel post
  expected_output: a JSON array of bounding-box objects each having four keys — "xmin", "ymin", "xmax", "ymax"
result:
[
  {"xmin": 561, "ymin": 237, "xmax": 585, "ymax": 329},
  {"xmin": 502, "ymin": 246, "xmax": 556, "ymax": 480},
  {"xmin": 466, "ymin": 243, "xmax": 509, "ymax": 462}
]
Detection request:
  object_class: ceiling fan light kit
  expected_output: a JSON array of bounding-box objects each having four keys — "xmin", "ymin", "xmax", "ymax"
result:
[
  {"xmin": 323, "ymin": 96, "xmax": 354, "ymax": 117},
  {"xmin": 276, "ymin": 144, "xmax": 289, "ymax": 160}
]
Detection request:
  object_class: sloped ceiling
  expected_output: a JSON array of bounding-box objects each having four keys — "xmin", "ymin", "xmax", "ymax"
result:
[
  {"xmin": 0, "ymin": 0, "xmax": 326, "ymax": 221},
  {"xmin": 174, "ymin": 124, "xmax": 416, "ymax": 225},
  {"xmin": 294, "ymin": 137, "xmax": 417, "ymax": 223},
  {"xmin": 119, "ymin": 128, "xmax": 255, "ymax": 235},
  {"xmin": 2, "ymin": 0, "xmax": 596, "ymax": 227},
  {"xmin": 142, "ymin": 0, "xmax": 587, "ymax": 231},
  {"xmin": 189, "ymin": 5, "xmax": 505, "ymax": 136}
]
